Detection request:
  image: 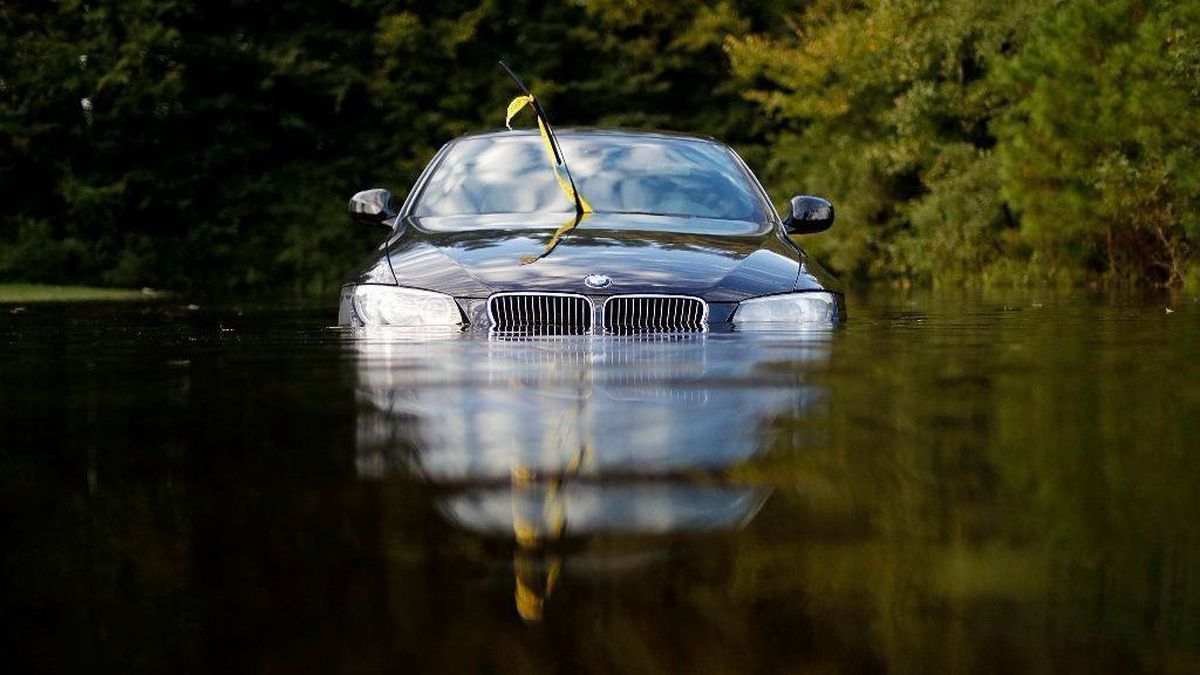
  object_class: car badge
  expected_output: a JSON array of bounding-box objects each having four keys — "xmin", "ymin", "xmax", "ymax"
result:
[{"xmin": 583, "ymin": 274, "xmax": 611, "ymax": 289}]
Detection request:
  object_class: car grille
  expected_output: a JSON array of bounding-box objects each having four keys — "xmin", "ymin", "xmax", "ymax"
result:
[
  {"xmin": 488, "ymin": 293, "xmax": 593, "ymax": 331},
  {"xmin": 487, "ymin": 293, "xmax": 708, "ymax": 332},
  {"xmin": 603, "ymin": 295, "xmax": 707, "ymax": 332}
]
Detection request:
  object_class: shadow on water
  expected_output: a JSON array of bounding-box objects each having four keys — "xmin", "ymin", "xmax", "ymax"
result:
[{"xmin": 2, "ymin": 292, "xmax": 1200, "ymax": 672}]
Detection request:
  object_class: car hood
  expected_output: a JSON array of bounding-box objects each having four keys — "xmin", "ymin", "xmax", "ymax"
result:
[{"xmin": 385, "ymin": 212, "xmax": 837, "ymax": 301}]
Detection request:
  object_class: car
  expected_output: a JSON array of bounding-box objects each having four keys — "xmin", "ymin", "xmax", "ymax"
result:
[{"xmin": 337, "ymin": 128, "xmax": 845, "ymax": 331}]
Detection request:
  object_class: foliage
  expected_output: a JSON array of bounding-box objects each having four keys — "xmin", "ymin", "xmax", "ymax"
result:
[
  {"xmin": 727, "ymin": 0, "xmax": 1040, "ymax": 280},
  {"xmin": 993, "ymin": 0, "xmax": 1200, "ymax": 285},
  {"xmin": 728, "ymin": 0, "xmax": 1200, "ymax": 286},
  {"xmin": 1, "ymin": 0, "xmax": 1197, "ymax": 292}
]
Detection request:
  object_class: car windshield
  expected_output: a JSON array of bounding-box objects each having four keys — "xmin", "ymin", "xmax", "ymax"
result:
[{"xmin": 412, "ymin": 134, "xmax": 768, "ymax": 222}]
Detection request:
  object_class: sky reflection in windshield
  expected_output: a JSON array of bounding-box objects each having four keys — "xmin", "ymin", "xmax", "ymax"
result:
[{"xmin": 414, "ymin": 134, "xmax": 768, "ymax": 222}]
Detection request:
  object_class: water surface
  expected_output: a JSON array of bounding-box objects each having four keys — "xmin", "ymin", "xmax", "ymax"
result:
[{"xmin": 2, "ymin": 290, "xmax": 1199, "ymax": 673}]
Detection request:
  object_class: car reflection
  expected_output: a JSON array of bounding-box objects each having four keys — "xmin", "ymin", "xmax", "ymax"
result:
[{"xmin": 352, "ymin": 330, "xmax": 830, "ymax": 620}]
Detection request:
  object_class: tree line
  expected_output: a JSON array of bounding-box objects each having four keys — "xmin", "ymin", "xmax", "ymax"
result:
[{"xmin": 2, "ymin": 0, "xmax": 1197, "ymax": 293}]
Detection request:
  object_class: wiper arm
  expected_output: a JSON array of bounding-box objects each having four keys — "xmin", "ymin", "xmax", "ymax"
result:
[
  {"xmin": 499, "ymin": 61, "xmax": 562, "ymax": 166},
  {"xmin": 499, "ymin": 60, "xmax": 591, "ymax": 220}
]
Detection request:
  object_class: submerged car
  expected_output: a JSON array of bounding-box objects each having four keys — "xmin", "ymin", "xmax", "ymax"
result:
[{"xmin": 338, "ymin": 128, "xmax": 844, "ymax": 331}]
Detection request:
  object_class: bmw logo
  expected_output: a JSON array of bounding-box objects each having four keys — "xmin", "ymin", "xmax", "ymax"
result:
[{"xmin": 583, "ymin": 273, "xmax": 611, "ymax": 289}]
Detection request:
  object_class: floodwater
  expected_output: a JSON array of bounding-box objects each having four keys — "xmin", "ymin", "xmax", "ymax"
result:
[{"xmin": 2, "ymin": 290, "xmax": 1199, "ymax": 673}]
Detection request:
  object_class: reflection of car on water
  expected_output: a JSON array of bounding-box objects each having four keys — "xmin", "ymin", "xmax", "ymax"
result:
[
  {"xmin": 354, "ymin": 332, "xmax": 829, "ymax": 620},
  {"xmin": 355, "ymin": 334, "xmax": 826, "ymax": 485},
  {"xmin": 338, "ymin": 129, "xmax": 845, "ymax": 332}
]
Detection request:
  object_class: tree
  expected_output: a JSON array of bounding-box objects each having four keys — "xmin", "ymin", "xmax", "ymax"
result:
[
  {"xmin": 727, "ymin": 0, "xmax": 1044, "ymax": 282},
  {"xmin": 993, "ymin": 0, "xmax": 1200, "ymax": 285}
]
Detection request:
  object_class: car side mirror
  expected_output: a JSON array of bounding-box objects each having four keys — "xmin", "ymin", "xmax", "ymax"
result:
[
  {"xmin": 783, "ymin": 195, "xmax": 834, "ymax": 234},
  {"xmin": 349, "ymin": 188, "xmax": 396, "ymax": 227}
]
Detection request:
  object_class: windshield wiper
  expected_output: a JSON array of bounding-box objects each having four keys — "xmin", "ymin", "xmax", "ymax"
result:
[{"xmin": 499, "ymin": 61, "xmax": 591, "ymax": 264}]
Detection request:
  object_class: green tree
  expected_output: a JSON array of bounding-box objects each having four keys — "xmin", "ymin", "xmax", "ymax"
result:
[
  {"xmin": 3, "ymin": 0, "xmax": 1197, "ymax": 291},
  {"xmin": 993, "ymin": 0, "xmax": 1200, "ymax": 285},
  {"xmin": 727, "ymin": 0, "xmax": 1044, "ymax": 282},
  {"xmin": 2, "ymin": 0, "xmax": 779, "ymax": 293}
]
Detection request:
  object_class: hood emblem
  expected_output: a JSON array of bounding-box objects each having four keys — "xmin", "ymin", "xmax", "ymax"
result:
[{"xmin": 583, "ymin": 274, "xmax": 611, "ymax": 289}]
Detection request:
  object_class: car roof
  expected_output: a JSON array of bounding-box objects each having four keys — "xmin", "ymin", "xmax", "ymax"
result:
[{"xmin": 451, "ymin": 127, "xmax": 723, "ymax": 146}]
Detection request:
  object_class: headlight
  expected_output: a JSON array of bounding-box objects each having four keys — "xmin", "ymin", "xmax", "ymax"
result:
[
  {"xmin": 733, "ymin": 292, "xmax": 838, "ymax": 325},
  {"xmin": 351, "ymin": 285, "xmax": 462, "ymax": 327}
]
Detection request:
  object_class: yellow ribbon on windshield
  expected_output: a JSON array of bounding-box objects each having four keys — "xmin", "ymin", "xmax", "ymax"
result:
[{"xmin": 506, "ymin": 95, "xmax": 592, "ymax": 215}]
